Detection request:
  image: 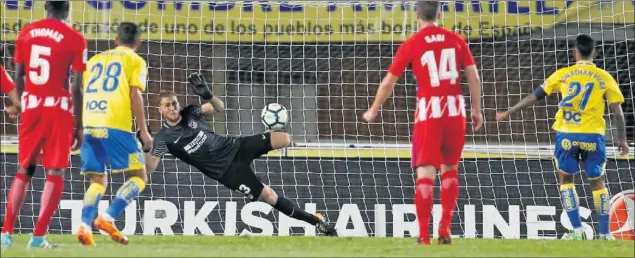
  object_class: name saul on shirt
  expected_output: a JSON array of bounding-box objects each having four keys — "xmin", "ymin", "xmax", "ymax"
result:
[{"xmin": 184, "ymin": 131, "xmax": 208, "ymax": 154}]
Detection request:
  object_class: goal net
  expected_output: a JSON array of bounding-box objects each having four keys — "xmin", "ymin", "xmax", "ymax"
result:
[{"xmin": 1, "ymin": 1, "xmax": 634, "ymax": 239}]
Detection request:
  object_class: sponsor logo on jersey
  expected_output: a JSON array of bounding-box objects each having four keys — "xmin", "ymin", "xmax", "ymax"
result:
[
  {"xmin": 84, "ymin": 128, "xmax": 109, "ymax": 139},
  {"xmin": 184, "ymin": 131, "xmax": 208, "ymax": 154},
  {"xmin": 561, "ymin": 138, "xmax": 572, "ymax": 150},
  {"xmin": 86, "ymin": 100, "xmax": 108, "ymax": 111},
  {"xmin": 563, "ymin": 110, "xmax": 582, "ymax": 124}
]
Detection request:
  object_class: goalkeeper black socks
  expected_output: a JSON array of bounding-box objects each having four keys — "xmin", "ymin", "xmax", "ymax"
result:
[{"xmin": 273, "ymin": 196, "xmax": 320, "ymax": 225}]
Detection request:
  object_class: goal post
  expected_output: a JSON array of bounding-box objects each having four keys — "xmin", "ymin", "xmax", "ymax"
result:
[{"xmin": 1, "ymin": 1, "xmax": 634, "ymax": 239}]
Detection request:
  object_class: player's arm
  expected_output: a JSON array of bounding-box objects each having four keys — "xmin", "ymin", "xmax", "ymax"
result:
[
  {"xmin": 1, "ymin": 66, "xmax": 15, "ymax": 94},
  {"xmin": 70, "ymin": 70, "xmax": 84, "ymax": 134},
  {"xmin": 11, "ymin": 63, "xmax": 25, "ymax": 109},
  {"xmin": 70, "ymin": 36, "xmax": 88, "ymax": 150},
  {"xmin": 187, "ymin": 72, "xmax": 224, "ymax": 114},
  {"xmin": 10, "ymin": 30, "xmax": 26, "ymax": 109},
  {"xmin": 363, "ymin": 41, "xmax": 410, "ymax": 122},
  {"xmin": 203, "ymin": 96, "xmax": 225, "ymax": 114},
  {"xmin": 1, "ymin": 65, "xmax": 19, "ymax": 116},
  {"xmin": 460, "ymin": 37, "xmax": 483, "ymax": 130},
  {"xmin": 130, "ymin": 58, "xmax": 152, "ymax": 151},
  {"xmin": 131, "ymin": 87, "xmax": 152, "ymax": 151},
  {"xmin": 496, "ymin": 70, "xmax": 560, "ymax": 121},
  {"xmin": 605, "ymin": 76, "xmax": 628, "ymax": 156},
  {"xmin": 145, "ymin": 153, "xmax": 161, "ymax": 174},
  {"xmin": 144, "ymin": 133, "xmax": 168, "ymax": 174},
  {"xmin": 610, "ymin": 103, "xmax": 628, "ymax": 155}
]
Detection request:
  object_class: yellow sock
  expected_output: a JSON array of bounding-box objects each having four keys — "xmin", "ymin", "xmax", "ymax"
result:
[
  {"xmin": 593, "ymin": 188, "xmax": 610, "ymax": 235},
  {"xmin": 560, "ymin": 183, "xmax": 582, "ymax": 229},
  {"xmin": 82, "ymin": 183, "xmax": 106, "ymax": 226}
]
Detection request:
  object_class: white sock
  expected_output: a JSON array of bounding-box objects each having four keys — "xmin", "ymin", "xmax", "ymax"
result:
[
  {"xmin": 102, "ymin": 213, "xmax": 115, "ymax": 222},
  {"xmin": 81, "ymin": 222, "xmax": 92, "ymax": 230}
]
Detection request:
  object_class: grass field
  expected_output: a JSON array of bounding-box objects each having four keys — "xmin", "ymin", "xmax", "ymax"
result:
[{"xmin": 1, "ymin": 235, "xmax": 633, "ymax": 257}]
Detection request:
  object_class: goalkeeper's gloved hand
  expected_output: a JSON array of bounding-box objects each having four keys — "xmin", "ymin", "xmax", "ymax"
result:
[{"xmin": 187, "ymin": 72, "xmax": 213, "ymax": 101}]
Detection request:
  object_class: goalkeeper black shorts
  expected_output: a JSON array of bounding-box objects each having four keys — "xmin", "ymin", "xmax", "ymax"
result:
[{"xmin": 218, "ymin": 132, "xmax": 273, "ymax": 201}]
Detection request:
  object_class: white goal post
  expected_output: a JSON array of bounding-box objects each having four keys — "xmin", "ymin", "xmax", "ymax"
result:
[{"xmin": 1, "ymin": 1, "xmax": 633, "ymax": 239}]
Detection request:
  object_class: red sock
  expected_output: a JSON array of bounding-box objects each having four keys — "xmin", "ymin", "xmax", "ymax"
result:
[
  {"xmin": 1, "ymin": 173, "xmax": 31, "ymax": 234},
  {"xmin": 414, "ymin": 178, "xmax": 434, "ymax": 241},
  {"xmin": 439, "ymin": 170, "xmax": 459, "ymax": 236},
  {"xmin": 33, "ymin": 174, "xmax": 64, "ymax": 236}
]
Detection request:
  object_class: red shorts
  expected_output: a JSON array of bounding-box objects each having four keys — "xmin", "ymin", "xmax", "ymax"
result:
[
  {"xmin": 411, "ymin": 117, "xmax": 466, "ymax": 169},
  {"xmin": 18, "ymin": 106, "xmax": 74, "ymax": 169}
]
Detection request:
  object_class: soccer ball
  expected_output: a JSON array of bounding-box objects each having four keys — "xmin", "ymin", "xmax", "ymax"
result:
[{"xmin": 261, "ymin": 103, "xmax": 288, "ymax": 131}]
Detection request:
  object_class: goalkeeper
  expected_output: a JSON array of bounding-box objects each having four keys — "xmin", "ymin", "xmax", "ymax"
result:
[
  {"xmin": 497, "ymin": 34, "xmax": 629, "ymax": 240},
  {"xmin": 144, "ymin": 72, "xmax": 337, "ymax": 236}
]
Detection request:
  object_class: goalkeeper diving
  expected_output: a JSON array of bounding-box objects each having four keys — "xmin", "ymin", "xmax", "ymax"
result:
[
  {"xmin": 496, "ymin": 34, "xmax": 629, "ymax": 240},
  {"xmin": 143, "ymin": 73, "xmax": 338, "ymax": 236}
]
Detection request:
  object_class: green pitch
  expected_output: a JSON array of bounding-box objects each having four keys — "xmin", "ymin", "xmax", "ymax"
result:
[{"xmin": 1, "ymin": 235, "xmax": 633, "ymax": 257}]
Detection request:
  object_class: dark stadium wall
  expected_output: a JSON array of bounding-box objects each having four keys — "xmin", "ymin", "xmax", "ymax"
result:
[{"xmin": 1, "ymin": 154, "xmax": 632, "ymax": 238}]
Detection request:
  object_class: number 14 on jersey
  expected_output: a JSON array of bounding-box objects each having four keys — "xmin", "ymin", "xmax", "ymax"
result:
[{"xmin": 421, "ymin": 48, "xmax": 458, "ymax": 87}]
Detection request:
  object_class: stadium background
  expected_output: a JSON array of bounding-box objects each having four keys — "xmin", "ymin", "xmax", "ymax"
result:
[{"xmin": 1, "ymin": 1, "xmax": 634, "ymax": 239}]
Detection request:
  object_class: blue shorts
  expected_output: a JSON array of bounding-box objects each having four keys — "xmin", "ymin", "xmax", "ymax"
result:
[
  {"xmin": 80, "ymin": 127, "xmax": 144, "ymax": 175},
  {"xmin": 554, "ymin": 132, "xmax": 606, "ymax": 179}
]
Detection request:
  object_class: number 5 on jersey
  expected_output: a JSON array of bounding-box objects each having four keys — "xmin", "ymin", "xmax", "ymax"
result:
[
  {"xmin": 29, "ymin": 45, "xmax": 52, "ymax": 85},
  {"xmin": 421, "ymin": 48, "xmax": 458, "ymax": 87},
  {"xmin": 86, "ymin": 62, "xmax": 122, "ymax": 93}
]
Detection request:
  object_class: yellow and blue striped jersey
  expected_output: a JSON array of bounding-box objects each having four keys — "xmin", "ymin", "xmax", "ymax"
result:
[
  {"xmin": 83, "ymin": 46, "xmax": 147, "ymax": 132},
  {"xmin": 542, "ymin": 61, "xmax": 624, "ymax": 135}
]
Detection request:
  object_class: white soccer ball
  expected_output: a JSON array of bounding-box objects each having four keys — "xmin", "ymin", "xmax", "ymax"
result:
[{"xmin": 261, "ymin": 103, "xmax": 288, "ymax": 131}]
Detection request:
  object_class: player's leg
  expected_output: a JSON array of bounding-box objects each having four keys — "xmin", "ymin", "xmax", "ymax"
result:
[
  {"xmin": 437, "ymin": 165, "xmax": 459, "ymax": 244},
  {"xmin": 1, "ymin": 111, "xmax": 42, "ymax": 247},
  {"xmin": 589, "ymin": 174, "xmax": 611, "ymax": 240},
  {"xmin": 414, "ymin": 166, "xmax": 437, "ymax": 245},
  {"xmin": 93, "ymin": 168, "xmax": 145, "ymax": 245},
  {"xmin": 436, "ymin": 118, "xmax": 466, "ymax": 245},
  {"xmin": 220, "ymin": 161, "xmax": 337, "ymax": 236},
  {"xmin": 243, "ymin": 131, "xmax": 336, "ymax": 235},
  {"xmin": 102, "ymin": 168, "xmax": 147, "ymax": 223},
  {"xmin": 258, "ymin": 185, "xmax": 337, "ymax": 236},
  {"xmin": 29, "ymin": 114, "xmax": 74, "ymax": 248},
  {"xmin": 77, "ymin": 174, "xmax": 107, "ymax": 246},
  {"xmin": 96, "ymin": 129, "xmax": 147, "ymax": 244},
  {"xmin": 27, "ymin": 168, "xmax": 65, "ymax": 248},
  {"xmin": 554, "ymin": 133, "xmax": 585, "ymax": 240},
  {"xmin": 411, "ymin": 122, "xmax": 442, "ymax": 245},
  {"xmin": 584, "ymin": 136, "xmax": 610, "ymax": 240},
  {"xmin": 77, "ymin": 132, "xmax": 108, "ymax": 246},
  {"xmin": 0, "ymin": 165, "xmax": 36, "ymax": 248},
  {"xmin": 242, "ymin": 131, "xmax": 291, "ymax": 159},
  {"xmin": 558, "ymin": 171, "xmax": 586, "ymax": 239}
]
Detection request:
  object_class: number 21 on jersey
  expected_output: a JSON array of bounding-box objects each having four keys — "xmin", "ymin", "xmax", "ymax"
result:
[
  {"xmin": 86, "ymin": 62, "xmax": 122, "ymax": 94},
  {"xmin": 421, "ymin": 48, "xmax": 458, "ymax": 87}
]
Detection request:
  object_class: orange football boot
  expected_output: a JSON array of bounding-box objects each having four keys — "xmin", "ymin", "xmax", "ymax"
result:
[
  {"xmin": 77, "ymin": 224, "xmax": 96, "ymax": 246},
  {"xmin": 94, "ymin": 215, "xmax": 128, "ymax": 245}
]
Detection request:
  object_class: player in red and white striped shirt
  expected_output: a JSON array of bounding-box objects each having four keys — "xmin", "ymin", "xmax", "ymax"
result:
[
  {"xmin": 1, "ymin": 1, "xmax": 86, "ymax": 248},
  {"xmin": 363, "ymin": 1, "xmax": 482, "ymax": 245}
]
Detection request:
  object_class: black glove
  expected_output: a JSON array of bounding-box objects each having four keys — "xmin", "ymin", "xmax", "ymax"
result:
[{"xmin": 188, "ymin": 72, "xmax": 213, "ymax": 100}]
